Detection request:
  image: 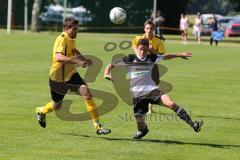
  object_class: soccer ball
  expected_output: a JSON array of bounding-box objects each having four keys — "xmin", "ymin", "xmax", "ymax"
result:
[{"xmin": 109, "ymin": 7, "xmax": 126, "ymax": 24}]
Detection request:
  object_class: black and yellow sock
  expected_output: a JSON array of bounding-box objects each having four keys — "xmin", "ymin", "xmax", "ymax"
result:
[
  {"xmin": 85, "ymin": 99, "xmax": 101, "ymax": 129},
  {"xmin": 41, "ymin": 102, "xmax": 54, "ymax": 114}
]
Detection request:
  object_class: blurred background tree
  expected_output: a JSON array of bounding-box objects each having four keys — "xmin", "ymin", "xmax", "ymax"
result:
[
  {"xmin": 187, "ymin": 0, "xmax": 239, "ymax": 15},
  {"xmin": 0, "ymin": 0, "xmax": 239, "ymax": 32}
]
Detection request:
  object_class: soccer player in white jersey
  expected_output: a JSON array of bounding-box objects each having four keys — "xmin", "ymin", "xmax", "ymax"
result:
[{"xmin": 104, "ymin": 39, "xmax": 203, "ymax": 139}]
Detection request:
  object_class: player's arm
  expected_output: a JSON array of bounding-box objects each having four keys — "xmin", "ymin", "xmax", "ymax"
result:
[
  {"xmin": 55, "ymin": 52, "xmax": 91, "ymax": 66},
  {"xmin": 104, "ymin": 56, "xmax": 129, "ymax": 81},
  {"xmin": 54, "ymin": 36, "xmax": 92, "ymax": 66},
  {"xmin": 162, "ymin": 52, "xmax": 192, "ymax": 60},
  {"xmin": 72, "ymin": 48, "xmax": 93, "ymax": 66},
  {"xmin": 104, "ymin": 64, "xmax": 115, "ymax": 81},
  {"xmin": 72, "ymin": 48, "xmax": 88, "ymax": 61}
]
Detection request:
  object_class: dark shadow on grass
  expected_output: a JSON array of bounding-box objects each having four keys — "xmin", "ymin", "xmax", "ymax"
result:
[
  {"xmin": 61, "ymin": 132, "xmax": 240, "ymax": 149},
  {"xmin": 197, "ymin": 115, "xmax": 240, "ymax": 121}
]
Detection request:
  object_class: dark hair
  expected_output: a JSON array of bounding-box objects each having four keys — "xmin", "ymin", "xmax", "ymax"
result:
[
  {"xmin": 137, "ymin": 39, "xmax": 149, "ymax": 47},
  {"xmin": 144, "ymin": 19, "xmax": 155, "ymax": 28},
  {"xmin": 63, "ymin": 17, "xmax": 79, "ymax": 29}
]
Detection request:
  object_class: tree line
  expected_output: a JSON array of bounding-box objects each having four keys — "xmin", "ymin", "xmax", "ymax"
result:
[{"xmin": 0, "ymin": 0, "xmax": 239, "ymax": 32}]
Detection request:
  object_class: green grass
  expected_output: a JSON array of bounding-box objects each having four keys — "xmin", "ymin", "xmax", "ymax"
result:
[{"xmin": 0, "ymin": 31, "xmax": 240, "ymax": 160}]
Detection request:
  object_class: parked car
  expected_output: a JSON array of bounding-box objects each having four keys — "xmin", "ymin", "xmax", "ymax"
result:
[
  {"xmin": 218, "ymin": 17, "xmax": 238, "ymax": 31},
  {"xmin": 225, "ymin": 19, "xmax": 240, "ymax": 37},
  {"xmin": 39, "ymin": 4, "xmax": 92, "ymax": 25},
  {"xmin": 200, "ymin": 14, "xmax": 223, "ymax": 35},
  {"xmin": 72, "ymin": 7, "xmax": 92, "ymax": 25},
  {"xmin": 39, "ymin": 5, "xmax": 63, "ymax": 23}
]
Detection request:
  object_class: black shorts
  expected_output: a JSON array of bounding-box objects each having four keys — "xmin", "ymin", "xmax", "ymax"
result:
[
  {"xmin": 49, "ymin": 73, "xmax": 86, "ymax": 102},
  {"xmin": 133, "ymin": 89, "xmax": 165, "ymax": 116}
]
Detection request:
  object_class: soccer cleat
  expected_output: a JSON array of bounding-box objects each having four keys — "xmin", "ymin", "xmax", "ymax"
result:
[
  {"xmin": 96, "ymin": 125, "xmax": 111, "ymax": 135},
  {"xmin": 193, "ymin": 120, "xmax": 204, "ymax": 132},
  {"xmin": 133, "ymin": 127, "xmax": 149, "ymax": 140},
  {"xmin": 36, "ymin": 107, "xmax": 46, "ymax": 128}
]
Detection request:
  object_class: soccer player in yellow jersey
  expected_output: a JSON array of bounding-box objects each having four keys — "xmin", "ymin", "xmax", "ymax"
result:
[
  {"xmin": 132, "ymin": 20, "xmax": 166, "ymax": 113},
  {"xmin": 35, "ymin": 17, "xmax": 111, "ymax": 135},
  {"xmin": 132, "ymin": 20, "xmax": 166, "ymax": 55}
]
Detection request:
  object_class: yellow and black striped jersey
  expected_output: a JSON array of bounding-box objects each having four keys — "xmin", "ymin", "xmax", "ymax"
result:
[
  {"xmin": 50, "ymin": 32, "xmax": 77, "ymax": 82},
  {"xmin": 132, "ymin": 34, "xmax": 166, "ymax": 55}
]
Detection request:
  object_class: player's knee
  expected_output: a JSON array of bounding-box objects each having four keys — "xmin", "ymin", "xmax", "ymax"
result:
[
  {"xmin": 85, "ymin": 91, "xmax": 93, "ymax": 100},
  {"xmin": 79, "ymin": 85, "xmax": 92, "ymax": 98},
  {"xmin": 80, "ymin": 86, "xmax": 92, "ymax": 100}
]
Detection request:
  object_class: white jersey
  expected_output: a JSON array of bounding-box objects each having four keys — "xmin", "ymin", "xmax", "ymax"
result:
[
  {"xmin": 193, "ymin": 18, "xmax": 202, "ymax": 32},
  {"xmin": 180, "ymin": 17, "xmax": 189, "ymax": 30},
  {"xmin": 113, "ymin": 54, "xmax": 163, "ymax": 98}
]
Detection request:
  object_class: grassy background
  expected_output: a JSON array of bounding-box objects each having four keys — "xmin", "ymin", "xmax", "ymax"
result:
[{"xmin": 0, "ymin": 31, "xmax": 239, "ymax": 160}]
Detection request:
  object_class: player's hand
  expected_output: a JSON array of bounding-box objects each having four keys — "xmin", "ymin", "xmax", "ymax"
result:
[
  {"xmin": 81, "ymin": 59, "xmax": 92, "ymax": 68},
  {"xmin": 85, "ymin": 59, "xmax": 93, "ymax": 66},
  {"xmin": 75, "ymin": 59, "xmax": 86, "ymax": 66},
  {"xmin": 149, "ymin": 45, "xmax": 153, "ymax": 50},
  {"xmin": 180, "ymin": 52, "xmax": 192, "ymax": 60},
  {"xmin": 104, "ymin": 75, "xmax": 113, "ymax": 81}
]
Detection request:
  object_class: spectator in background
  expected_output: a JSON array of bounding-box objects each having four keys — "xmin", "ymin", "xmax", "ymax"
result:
[
  {"xmin": 155, "ymin": 10, "xmax": 166, "ymax": 41},
  {"xmin": 150, "ymin": 10, "xmax": 166, "ymax": 41},
  {"xmin": 193, "ymin": 12, "xmax": 203, "ymax": 44},
  {"xmin": 210, "ymin": 14, "xmax": 220, "ymax": 46},
  {"xmin": 179, "ymin": 13, "xmax": 189, "ymax": 44}
]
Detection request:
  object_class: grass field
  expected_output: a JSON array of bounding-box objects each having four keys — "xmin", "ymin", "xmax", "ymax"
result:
[{"xmin": 0, "ymin": 31, "xmax": 240, "ymax": 160}]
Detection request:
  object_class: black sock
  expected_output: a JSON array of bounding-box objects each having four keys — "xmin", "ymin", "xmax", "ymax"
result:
[
  {"xmin": 172, "ymin": 105, "xmax": 194, "ymax": 128},
  {"xmin": 135, "ymin": 115, "xmax": 147, "ymax": 131},
  {"xmin": 210, "ymin": 38, "xmax": 213, "ymax": 45}
]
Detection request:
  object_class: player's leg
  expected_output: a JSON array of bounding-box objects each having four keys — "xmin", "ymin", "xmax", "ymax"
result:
[
  {"xmin": 133, "ymin": 114, "xmax": 149, "ymax": 139},
  {"xmin": 78, "ymin": 84, "xmax": 111, "ymax": 135},
  {"xmin": 210, "ymin": 37, "xmax": 213, "ymax": 45},
  {"xmin": 36, "ymin": 81, "xmax": 66, "ymax": 128},
  {"xmin": 197, "ymin": 31, "xmax": 201, "ymax": 44},
  {"xmin": 181, "ymin": 30, "xmax": 184, "ymax": 42},
  {"xmin": 156, "ymin": 26, "xmax": 160, "ymax": 35},
  {"xmin": 185, "ymin": 30, "xmax": 188, "ymax": 43},
  {"xmin": 160, "ymin": 94, "xmax": 203, "ymax": 132},
  {"xmin": 79, "ymin": 85, "xmax": 99, "ymax": 125},
  {"xmin": 67, "ymin": 73, "xmax": 110, "ymax": 134},
  {"xmin": 159, "ymin": 26, "xmax": 166, "ymax": 41},
  {"xmin": 132, "ymin": 98, "xmax": 149, "ymax": 139}
]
